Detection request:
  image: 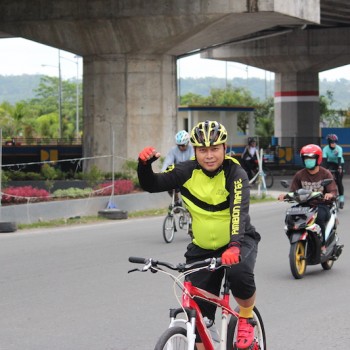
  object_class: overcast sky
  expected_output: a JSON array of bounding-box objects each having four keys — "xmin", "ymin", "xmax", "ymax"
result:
[{"xmin": 0, "ymin": 37, "xmax": 348, "ymax": 81}]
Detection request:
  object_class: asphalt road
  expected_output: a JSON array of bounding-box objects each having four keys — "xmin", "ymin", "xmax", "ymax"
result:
[{"xmin": 0, "ymin": 178, "xmax": 349, "ymax": 349}]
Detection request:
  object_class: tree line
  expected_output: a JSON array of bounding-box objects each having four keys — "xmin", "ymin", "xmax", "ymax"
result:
[
  {"xmin": 0, "ymin": 76, "xmax": 82, "ymax": 141},
  {"xmin": 0, "ymin": 75, "xmax": 349, "ymax": 142}
]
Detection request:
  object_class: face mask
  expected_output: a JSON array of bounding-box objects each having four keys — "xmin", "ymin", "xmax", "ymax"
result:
[{"xmin": 304, "ymin": 159, "xmax": 317, "ymax": 169}]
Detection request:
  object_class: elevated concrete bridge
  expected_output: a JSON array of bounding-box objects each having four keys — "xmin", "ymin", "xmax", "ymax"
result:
[
  {"xmin": 0, "ymin": 0, "xmax": 335, "ymax": 170},
  {"xmin": 203, "ymin": 0, "xmax": 350, "ymax": 150}
]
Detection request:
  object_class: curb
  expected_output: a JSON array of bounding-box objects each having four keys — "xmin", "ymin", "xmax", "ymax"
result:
[
  {"xmin": 0, "ymin": 192, "xmax": 169, "ymax": 225},
  {"xmin": 0, "ymin": 190, "xmax": 281, "ymax": 226}
]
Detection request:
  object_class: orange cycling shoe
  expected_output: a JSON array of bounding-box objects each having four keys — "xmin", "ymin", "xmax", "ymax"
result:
[{"xmin": 236, "ymin": 317, "xmax": 257, "ymax": 349}]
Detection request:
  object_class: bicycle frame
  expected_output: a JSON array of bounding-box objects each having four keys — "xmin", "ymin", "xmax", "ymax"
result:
[
  {"xmin": 169, "ymin": 189, "xmax": 176, "ymax": 209},
  {"xmin": 168, "ymin": 189, "xmax": 188, "ymax": 216},
  {"xmin": 183, "ymin": 281, "xmax": 235, "ymax": 350}
]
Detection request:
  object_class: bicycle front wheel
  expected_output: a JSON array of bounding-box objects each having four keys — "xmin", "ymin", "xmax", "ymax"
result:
[
  {"xmin": 154, "ymin": 326, "xmax": 195, "ymax": 350},
  {"xmin": 162, "ymin": 215, "xmax": 175, "ymax": 243},
  {"xmin": 227, "ymin": 306, "xmax": 266, "ymax": 350}
]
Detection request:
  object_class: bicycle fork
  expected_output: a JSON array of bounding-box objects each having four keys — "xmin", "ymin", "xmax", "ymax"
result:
[
  {"xmin": 168, "ymin": 284, "xmax": 218, "ymax": 350},
  {"xmin": 168, "ymin": 307, "xmax": 197, "ymax": 350}
]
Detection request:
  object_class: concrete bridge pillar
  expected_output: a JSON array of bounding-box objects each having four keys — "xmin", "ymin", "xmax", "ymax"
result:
[
  {"xmin": 274, "ymin": 71, "xmax": 320, "ymax": 149},
  {"xmin": 83, "ymin": 53, "xmax": 176, "ymax": 172}
]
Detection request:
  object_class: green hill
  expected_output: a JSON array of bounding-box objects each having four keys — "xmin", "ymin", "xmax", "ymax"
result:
[
  {"xmin": 0, "ymin": 74, "xmax": 44, "ymax": 104},
  {"xmin": 1, "ymin": 74, "xmax": 349, "ymax": 109}
]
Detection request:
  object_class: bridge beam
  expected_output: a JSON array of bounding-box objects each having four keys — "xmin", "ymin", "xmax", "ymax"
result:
[{"xmin": 203, "ymin": 27, "xmax": 350, "ymax": 150}]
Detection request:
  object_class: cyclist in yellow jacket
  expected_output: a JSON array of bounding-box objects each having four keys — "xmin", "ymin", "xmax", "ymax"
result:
[{"xmin": 138, "ymin": 120, "xmax": 261, "ymax": 350}]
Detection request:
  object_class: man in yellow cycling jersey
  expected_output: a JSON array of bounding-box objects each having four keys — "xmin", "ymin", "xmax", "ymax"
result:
[{"xmin": 138, "ymin": 120, "xmax": 261, "ymax": 350}]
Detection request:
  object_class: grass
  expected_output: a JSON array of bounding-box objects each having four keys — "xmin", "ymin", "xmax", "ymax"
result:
[
  {"xmin": 17, "ymin": 209, "xmax": 169, "ymax": 230},
  {"xmin": 16, "ymin": 194, "xmax": 275, "ymax": 231}
]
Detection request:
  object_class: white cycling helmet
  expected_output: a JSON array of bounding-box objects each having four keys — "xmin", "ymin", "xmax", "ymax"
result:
[{"xmin": 175, "ymin": 130, "xmax": 190, "ymax": 145}]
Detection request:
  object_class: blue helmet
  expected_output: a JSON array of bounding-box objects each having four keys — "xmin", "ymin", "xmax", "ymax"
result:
[{"xmin": 175, "ymin": 130, "xmax": 190, "ymax": 145}]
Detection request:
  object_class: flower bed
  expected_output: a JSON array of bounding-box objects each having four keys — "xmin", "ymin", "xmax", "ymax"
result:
[{"xmin": 1, "ymin": 180, "xmax": 136, "ymax": 205}]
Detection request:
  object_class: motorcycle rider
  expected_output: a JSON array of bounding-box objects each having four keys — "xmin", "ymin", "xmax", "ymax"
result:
[
  {"xmin": 278, "ymin": 144, "xmax": 337, "ymax": 253},
  {"xmin": 322, "ymin": 134, "xmax": 345, "ymax": 209},
  {"xmin": 138, "ymin": 120, "xmax": 261, "ymax": 350}
]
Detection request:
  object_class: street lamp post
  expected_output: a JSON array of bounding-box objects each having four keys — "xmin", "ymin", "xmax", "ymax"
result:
[
  {"xmin": 42, "ymin": 50, "xmax": 63, "ymax": 139},
  {"xmin": 74, "ymin": 55, "xmax": 80, "ymax": 139},
  {"xmin": 42, "ymin": 50, "xmax": 82, "ymax": 140},
  {"xmin": 61, "ymin": 54, "xmax": 80, "ymax": 140},
  {"xmin": 58, "ymin": 50, "xmax": 62, "ymax": 139}
]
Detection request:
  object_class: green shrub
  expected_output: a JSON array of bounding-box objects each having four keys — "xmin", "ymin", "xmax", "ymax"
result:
[
  {"xmin": 53, "ymin": 187, "xmax": 93, "ymax": 199},
  {"xmin": 4, "ymin": 170, "xmax": 53, "ymax": 181},
  {"xmin": 6, "ymin": 170, "xmax": 28, "ymax": 181},
  {"xmin": 26, "ymin": 172, "xmax": 44, "ymax": 180},
  {"xmin": 54, "ymin": 168, "xmax": 66, "ymax": 180},
  {"xmin": 1, "ymin": 171, "xmax": 10, "ymax": 188},
  {"xmin": 122, "ymin": 159, "xmax": 138, "ymax": 178},
  {"xmin": 83, "ymin": 165, "xmax": 104, "ymax": 187},
  {"xmin": 73, "ymin": 171, "xmax": 84, "ymax": 180},
  {"xmin": 41, "ymin": 164, "xmax": 58, "ymax": 180},
  {"xmin": 41, "ymin": 164, "xmax": 58, "ymax": 192}
]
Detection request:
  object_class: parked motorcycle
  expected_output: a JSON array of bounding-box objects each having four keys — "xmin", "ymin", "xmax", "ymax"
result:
[{"xmin": 281, "ymin": 179, "xmax": 344, "ymax": 279}]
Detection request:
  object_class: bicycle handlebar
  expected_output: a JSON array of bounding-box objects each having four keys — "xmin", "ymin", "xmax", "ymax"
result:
[
  {"xmin": 128, "ymin": 256, "xmax": 223, "ymax": 273},
  {"xmin": 129, "ymin": 256, "xmax": 148, "ymax": 264}
]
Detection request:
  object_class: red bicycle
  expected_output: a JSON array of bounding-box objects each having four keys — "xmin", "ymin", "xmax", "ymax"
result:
[{"xmin": 128, "ymin": 256, "xmax": 266, "ymax": 350}]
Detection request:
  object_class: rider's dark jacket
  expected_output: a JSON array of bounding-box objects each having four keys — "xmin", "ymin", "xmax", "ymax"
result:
[
  {"xmin": 290, "ymin": 167, "xmax": 337, "ymax": 195},
  {"xmin": 138, "ymin": 155, "xmax": 260, "ymax": 250}
]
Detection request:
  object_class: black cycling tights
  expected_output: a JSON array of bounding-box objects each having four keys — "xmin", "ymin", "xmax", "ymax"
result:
[
  {"xmin": 327, "ymin": 163, "xmax": 344, "ymax": 196},
  {"xmin": 334, "ymin": 170, "xmax": 344, "ymax": 196}
]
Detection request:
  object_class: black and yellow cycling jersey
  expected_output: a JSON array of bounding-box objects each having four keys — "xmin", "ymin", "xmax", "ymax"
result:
[{"xmin": 138, "ymin": 155, "xmax": 258, "ymax": 250}]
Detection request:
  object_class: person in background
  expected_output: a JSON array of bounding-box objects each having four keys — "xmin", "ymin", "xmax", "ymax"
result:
[
  {"xmin": 138, "ymin": 120, "xmax": 261, "ymax": 350},
  {"xmin": 322, "ymin": 134, "xmax": 345, "ymax": 209},
  {"xmin": 161, "ymin": 130, "xmax": 194, "ymax": 206},
  {"xmin": 278, "ymin": 144, "xmax": 337, "ymax": 253},
  {"xmin": 241, "ymin": 137, "xmax": 258, "ymax": 180}
]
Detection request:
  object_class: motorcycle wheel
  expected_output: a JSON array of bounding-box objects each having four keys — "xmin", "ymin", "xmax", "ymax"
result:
[
  {"xmin": 321, "ymin": 259, "xmax": 334, "ymax": 270},
  {"xmin": 289, "ymin": 241, "xmax": 307, "ymax": 279}
]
